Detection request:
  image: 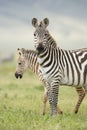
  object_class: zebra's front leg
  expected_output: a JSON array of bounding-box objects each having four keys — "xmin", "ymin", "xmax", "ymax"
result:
[
  {"xmin": 42, "ymin": 87, "xmax": 63, "ymax": 115},
  {"xmin": 74, "ymin": 87, "xmax": 86, "ymax": 113},
  {"xmin": 47, "ymin": 82, "xmax": 59, "ymax": 115}
]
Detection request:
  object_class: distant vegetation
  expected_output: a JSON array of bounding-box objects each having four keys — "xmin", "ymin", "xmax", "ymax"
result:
[
  {"xmin": 0, "ymin": 53, "xmax": 14, "ymax": 64},
  {"xmin": 0, "ymin": 61, "xmax": 87, "ymax": 130}
]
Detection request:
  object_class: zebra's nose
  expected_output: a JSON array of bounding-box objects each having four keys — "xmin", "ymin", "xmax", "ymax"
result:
[
  {"xmin": 36, "ymin": 44, "xmax": 44, "ymax": 54},
  {"xmin": 15, "ymin": 72, "xmax": 22, "ymax": 79}
]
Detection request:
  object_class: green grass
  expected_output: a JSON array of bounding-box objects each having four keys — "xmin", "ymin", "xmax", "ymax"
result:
[{"xmin": 0, "ymin": 61, "xmax": 87, "ymax": 130}]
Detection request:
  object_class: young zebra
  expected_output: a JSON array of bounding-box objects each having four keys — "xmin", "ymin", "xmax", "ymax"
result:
[
  {"xmin": 32, "ymin": 18, "xmax": 87, "ymax": 115},
  {"xmin": 15, "ymin": 48, "xmax": 63, "ymax": 115}
]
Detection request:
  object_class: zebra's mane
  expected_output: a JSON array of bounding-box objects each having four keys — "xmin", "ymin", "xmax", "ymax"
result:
[
  {"xmin": 21, "ymin": 48, "xmax": 38, "ymax": 57},
  {"xmin": 71, "ymin": 48, "xmax": 87, "ymax": 53},
  {"xmin": 25, "ymin": 49, "xmax": 37, "ymax": 55}
]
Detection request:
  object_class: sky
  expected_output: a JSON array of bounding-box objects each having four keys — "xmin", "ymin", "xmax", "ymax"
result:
[{"xmin": 0, "ymin": 0, "xmax": 87, "ymax": 54}]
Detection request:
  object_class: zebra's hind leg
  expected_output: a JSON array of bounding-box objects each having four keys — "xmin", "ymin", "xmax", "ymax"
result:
[
  {"xmin": 42, "ymin": 87, "xmax": 48, "ymax": 115},
  {"xmin": 74, "ymin": 87, "xmax": 86, "ymax": 114}
]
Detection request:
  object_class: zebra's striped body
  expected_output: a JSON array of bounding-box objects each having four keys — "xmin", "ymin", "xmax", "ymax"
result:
[
  {"xmin": 32, "ymin": 18, "xmax": 87, "ymax": 115},
  {"xmin": 59, "ymin": 48, "xmax": 87, "ymax": 87},
  {"xmin": 15, "ymin": 48, "xmax": 62, "ymax": 115}
]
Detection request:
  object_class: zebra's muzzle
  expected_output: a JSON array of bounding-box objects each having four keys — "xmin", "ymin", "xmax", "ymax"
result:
[
  {"xmin": 15, "ymin": 72, "xmax": 22, "ymax": 79},
  {"xmin": 36, "ymin": 44, "xmax": 44, "ymax": 55}
]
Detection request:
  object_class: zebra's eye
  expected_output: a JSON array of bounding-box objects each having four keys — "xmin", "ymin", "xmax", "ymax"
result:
[
  {"xmin": 34, "ymin": 33, "xmax": 36, "ymax": 36},
  {"xmin": 18, "ymin": 62, "xmax": 21, "ymax": 65},
  {"xmin": 44, "ymin": 33, "xmax": 47, "ymax": 36}
]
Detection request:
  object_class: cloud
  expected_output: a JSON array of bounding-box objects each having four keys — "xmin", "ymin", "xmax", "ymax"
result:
[{"xmin": 0, "ymin": 0, "xmax": 87, "ymax": 53}]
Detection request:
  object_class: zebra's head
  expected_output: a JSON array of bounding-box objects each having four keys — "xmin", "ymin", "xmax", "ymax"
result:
[
  {"xmin": 32, "ymin": 18, "xmax": 50, "ymax": 54},
  {"xmin": 15, "ymin": 48, "xmax": 28, "ymax": 79}
]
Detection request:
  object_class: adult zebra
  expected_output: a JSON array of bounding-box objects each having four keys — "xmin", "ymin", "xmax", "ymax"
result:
[
  {"xmin": 15, "ymin": 48, "xmax": 62, "ymax": 115},
  {"xmin": 32, "ymin": 18, "xmax": 87, "ymax": 115}
]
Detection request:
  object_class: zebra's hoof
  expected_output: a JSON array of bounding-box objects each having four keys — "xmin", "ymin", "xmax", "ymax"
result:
[
  {"xmin": 58, "ymin": 111, "xmax": 63, "ymax": 114},
  {"xmin": 42, "ymin": 112, "xmax": 45, "ymax": 115},
  {"xmin": 74, "ymin": 110, "xmax": 78, "ymax": 114}
]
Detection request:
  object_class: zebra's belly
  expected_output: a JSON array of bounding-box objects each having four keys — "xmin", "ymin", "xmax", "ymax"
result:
[
  {"xmin": 60, "ymin": 76, "xmax": 75, "ymax": 86},
  {"xmin": 61, "ymin": 74, "xmax": 87, "ymax": 87}
]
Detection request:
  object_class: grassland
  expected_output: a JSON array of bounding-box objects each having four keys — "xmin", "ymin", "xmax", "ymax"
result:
[{"xmin": 0, "ymin": 61, "xmax": 87, "ymax": 130}]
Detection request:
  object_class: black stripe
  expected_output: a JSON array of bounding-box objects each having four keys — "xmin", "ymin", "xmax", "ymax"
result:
[
  {"xmin": 46, "ymin": 50, "xmax": 55, "ymax": 74},
  {"xmin": 83, "ymin": 65, "xmax": 87, "ymax": 84},
  {"xmin": 74, "ymin": 52, "xmax": 82, "ymax": 69},
  {"xmin": 81, "ymin": 54, "xmax": 87, "ymax": 64},
  {"xmin": 40, "ymin": 50, "xmax": 50, "ymax": 66},
  {"xmin": 58, "ymin": 49, "xmax": 64, "ymax": 73},
  {"xmin": 43, "ymin": 49, "xmax": 54, "ymax": 68},
  {"xmin": 61, "ymin": 50, "xmax": 69, "ymax": 79},
  {"xmin": 77, "ymin": 51, "xmax": 83, "ymax": 57},
  {"xmin": 65, "ymin": 51, "xmax": 74, "ymax": 85},
  {"xmin": 70, "ymin": 52, "xmax": 80, "ymax": 86}
]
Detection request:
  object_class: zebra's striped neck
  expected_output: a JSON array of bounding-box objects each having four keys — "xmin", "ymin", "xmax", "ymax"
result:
[
  {"xmin": 47, "ymin": 35, "xmax": 57, "ymax": 49},
  {"xmin": 26, "ymin": 50, "xmax": 39, "ymax": 74},
  {"xmin": 38, "ymin": 34, "xmax": 58, "ymax": 58}
]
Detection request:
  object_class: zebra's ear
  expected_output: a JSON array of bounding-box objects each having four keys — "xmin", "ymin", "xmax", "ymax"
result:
[
  {"xmin": 19, "ymin": 52, "xmax": 21, "ymax": 55},
  {"xmin": 43, "ymin": 18, "xmax": 49, "ymax": 28},
  {"xmin": 32, "ymin": 18, "xmax": 38, "ymax": 27},
  {"xmin": 17, "ymin": 48, "xmax": 20, "ymax": 51},
  {"xmin": 17, "ymin": 48, "xmax": 21, "ymax": 55}
]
